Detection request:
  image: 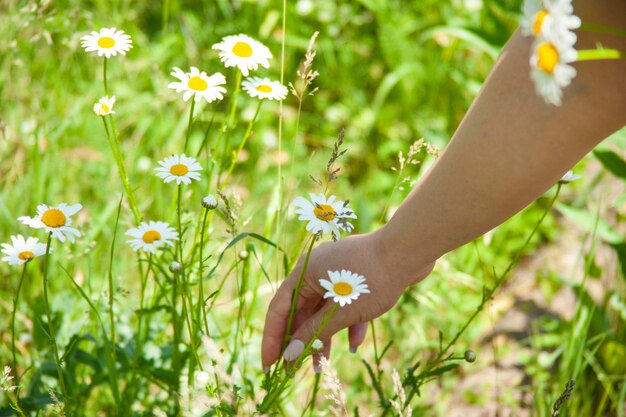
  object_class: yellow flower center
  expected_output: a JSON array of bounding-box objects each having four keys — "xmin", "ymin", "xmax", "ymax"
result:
[
  {"xmin": 101, "ymin": 104, "xmax": 110, "ymax": 113},
  {"xmin": 18, "ymin": 251, "xmax": 35, "ymax": 261},
  {"xmin": 314, "ymin": 204, "xmax": 336, "ymax": 222},
  {"xmin": 170, "ymin": 164, "xmax": 189, "ymax": 176},
  {"xmin": 333, "ymin": 282, "xmax": 353, "ymax": 296},
  {"xmin": 97, "ymin": 36, "xmax": 116, "ymax": 48},
  {"xmin": 188, "ymin": 76, "xmax": 208, "ymax": 91},
  {"xmin": 537, "ymin": 42, "xmax": 559, "ymax": 74},
  {"xmin": 232, "ymin": 41, "xmax": 253, "ymax": 57},
  {"xmin": 532, "ymin": 10, "xmax": 548, "ymax": 36},
  {"xmin": 142, "ymin": 230, "xmax": 161, "ymax": 244},
  {"xmin": 41, "ymin": 209, "xmax": 67, "ymax": 228},
  {"xmin": 256, "ymin": 84, "xmax": 273, "ymax": 93}
]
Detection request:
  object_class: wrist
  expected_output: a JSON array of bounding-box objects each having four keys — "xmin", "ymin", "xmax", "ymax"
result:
[{"xmin": 372, "ymin": 225, "xmax": 438, "ymax": 287}]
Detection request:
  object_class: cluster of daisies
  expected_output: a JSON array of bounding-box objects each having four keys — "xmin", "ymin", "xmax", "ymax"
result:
[
  {"xmin": 522, "ymin": 0, "xmax": 581, "ymax": 106},
  {"xmin": 81, "ymin": 28, "xmax": 288, "ymax": 113},
  {"xmin": 292, "ymin": 193, "xmax": 370, "ymax": 306},
  {"xmin": 2, "ymin": 203, "xmax": 83, "ymax": 266}
]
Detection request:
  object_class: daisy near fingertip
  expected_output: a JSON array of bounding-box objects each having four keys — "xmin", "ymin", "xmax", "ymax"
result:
[
  {"xmin": 242, "ymin": 77, "xmax": 288, "ymax": 101},
  {"xmin": 212, "ymin": 34, "xmax": 272, "ymax": 76},
  {"xmin": 93, "ymin": 96, "xmax": 116, "ymax": 116},
  {"xmin": 530, "ymin": 38, "xmax": 577, "ymax": 106},
  {"xmin": 292, "ymin": 193, "xmax": 357, "ymax": 240},
  {"xmin": 168, "ymin": 67, "xmax": 227, "ymax": 103},
  {"xmin": 80, "ymin": 27, "xmax": 133, "ymax": 58},
  {"xmin": 18, "ymin": 203, "xmax": 83, "ymax": 243},
  {"xmin": 125, "ymin": 221, "xmax": 179, "ymax": 253},
  {"xmin": 1, "ymin": 235, "xmax": 48, "ymax": 266},
  {"xmin": 319, "ymin": 270, "xmax": 370, "ymax": 307},
  {"xmin": 154, "ymin": 154, "xmax": 203, "ymax": 185}
]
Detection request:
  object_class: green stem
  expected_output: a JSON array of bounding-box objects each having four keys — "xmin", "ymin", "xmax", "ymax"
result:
[
  {"xmin": 11, "ymin": 263, "xmax": 28, "ymax": 386},
  {"xmin": 183, "ymin": 99, "xmax": 196, "ymax": 154},
  {"xmin": 107, "ymin": 115, "xmax": 142, "ymax": 223},
  {"xmin": 220, "ymin": 100, "xmax": 263, "ymax": 188},
  {"xmin": 282, "ymin": 234, "xmax": 318, "ymax": 353},
  {"xmin": 198, "ymin": 208, "xmax": 210, "ymax": 335},
  {"xmin": 580, "ymin": 22, "xmax": 626, "ymax": 37},
  {"xmin": 275, "ymin": 0, "xmax": 287, "ymax": 291},
  {"xmin": 41, "ymin": 233, "xmax": 69, "ymax": 411},
  {"xmin": 577, "ymin": 48, "xmax": 623, "ymax": 61},
  {"xmin": 103, "ymin": 58, "xmax": 108, "ymax": 96},
  {"xmin": 228, "ymin": 71, "xmax": 243, "ymax": 127}
]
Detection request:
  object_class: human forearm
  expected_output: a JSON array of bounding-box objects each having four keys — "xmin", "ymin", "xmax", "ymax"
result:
[{"xmin": 379, "ymin": 27, "xmax": 626, "ymax": 282}]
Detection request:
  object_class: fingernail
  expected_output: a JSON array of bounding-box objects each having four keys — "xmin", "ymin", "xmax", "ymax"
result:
[
  {"xmin": 313, "ymin": 363, "xmax": 321, "ymax": 374},
  {"xmin": 283, "ymin": 339, "xmax": 305, "ymax": 362},
  {"xmin": 262, "ymin": 366, "xmax": 269, "ymax": 374},
  {"xmin": 349, "ymin": 345, "xmax": 358, "ymax": 354}
]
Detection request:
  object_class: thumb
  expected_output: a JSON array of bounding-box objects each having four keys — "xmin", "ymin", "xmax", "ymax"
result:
[{"xmin": 282, "ymin": 302, "xmax": 344, "ymax": 362}]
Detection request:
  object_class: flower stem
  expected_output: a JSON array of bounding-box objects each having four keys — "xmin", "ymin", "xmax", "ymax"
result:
[
  {"xmin": 228, "ymin": 71, "xmax": 243, "ymax": 128},
  {"xmin": 183, "ymin": 99, "xmax": 196, "ymax": 154},
  {"xmin": 41, "ymin": 233, "xmax": 69, "ymax": 410},
  {"xmin": 220, "ymin": 100, "xmax": 263, "ymax": 188},
  {"xmin": 577, "ymin": 48, "xmax": 623, "ymax": 61},
  {"xmin": 580, "ymin": 22, "xmax": 626, "ymax": 37},
  {"xmin": 197, "ymin": 207, "xmax": 210, "ymax": 335},
  {"xmin": 103, "ymin": 58, "xmax": 108, "ymax": 96},
  {"xmin": 11, "ymin": 263, "xmax": 28, "ymax": 386},
  {"xmin": 282, "ymin": 234, "xmax": 318, "ymax": 354}
]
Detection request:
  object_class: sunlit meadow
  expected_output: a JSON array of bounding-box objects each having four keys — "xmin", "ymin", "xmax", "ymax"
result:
[{"xmin": 1, "ymin": 1, "xmax": 625, "ymax": 416}]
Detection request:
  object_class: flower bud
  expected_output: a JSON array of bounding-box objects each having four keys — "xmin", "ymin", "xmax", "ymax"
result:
[
  {"xmin": 238, "ymin": 250, "xmax": 249, "ymax": 260},
  {"xmin": 311, "ymin": 339, "xmax": 324, "ymax": 351},
  {"xmin": 195, "ymin": 371, "xmax": 210, "ymax": 386},
  {"xmin": 202, "ymin": 194, "xmax": 218, "ymax": 210},
  {"xmin": 464, "ymin": 350, "xmax": 476, "ymax": 363},
  {"xmin": 169, "ymin": 261, "xmax": 182, "ymax": 273}
]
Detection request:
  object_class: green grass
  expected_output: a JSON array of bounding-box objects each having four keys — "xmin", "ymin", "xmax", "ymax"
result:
[{"xmin": 1, "ymin": 0, "xmax": 625, "ymax": 416}]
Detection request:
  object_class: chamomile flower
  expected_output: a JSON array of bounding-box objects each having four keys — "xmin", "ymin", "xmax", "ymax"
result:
[
  {"xmin": 18, "ymin": 203, "xmax": 82, "ymax": 243},
  {"xmin": 522, "ymin": 0, "xmax": 580, "ymax": 44},
  {"xmin": 1, "ymin": 235, "xmax": 48, "ymax": 266},
  {"xmin": 80, "ymin": 27, "xmax": 133, "ymax": 59},
  {"xmin": 293, "ymin": 193, "xmax": 357, "ymax": 240},
  {"xmin": 212, "ymin": 34, "xmax": 272, "ymax": 76},
  {"xmin": 319, "ymin": 270, "xmax": 370, "ymax": 307},
  {"xmin": 168, "ymin": 67, "xmax": 227, "ymax": 103},
  {"xmin": 93, "ymin": 96, "xmax": 116, "ymax": 116},
  {"xmin": 242, "ymin": 77, "xmax": 288, "ymax": 101},
  {"xmin": 530, "ymin": 38, "xmax": 577, "ymax": 106},
  {"xmin": 125, "ymin": 221, "xmax": 178, "ymax": 253},
  {"xmin": 154, "ymin": 154, "xmax": 203, "ymax": 185}
]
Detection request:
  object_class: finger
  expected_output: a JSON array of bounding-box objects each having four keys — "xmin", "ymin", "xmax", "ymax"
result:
[
  {"xmin": 261, "ymin": 278, "xmax": 295, "ymax": 371},
  {"xmin": 283, "ymin": 302, "xmax": 345, "ymax": 363},
  {"xmin": 261, "ymin": 269, "xmax": 320, "ymax": 370},
  {"xmin": 312, "ymin": 337, "xmax": 332, "ymax": 374},
  {"xmin": 348, "ymin": 322, "xmax": 368, "ymax": 353}
]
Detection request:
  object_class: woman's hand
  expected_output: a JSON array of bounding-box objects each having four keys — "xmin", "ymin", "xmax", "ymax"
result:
[{"xmin": 261, "ymin": 229, "xmax": 435, "ymax": 371}]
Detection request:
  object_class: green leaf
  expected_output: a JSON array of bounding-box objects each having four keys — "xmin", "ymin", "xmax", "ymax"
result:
[
  {"xmin": 555, "ymin": 203, "xmax": 624, "ymax": 245},
  {"xmin": 593, "ymin": 149, "xmax": 626, "ymax": 180}
]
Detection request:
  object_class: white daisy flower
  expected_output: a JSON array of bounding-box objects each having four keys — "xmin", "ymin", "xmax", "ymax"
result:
[
  {"xmin": 212, "ymin": 34, "xmax": 272, "ymax": 76},
  {"xmin": 559, "ymin": 170, "xmax": 580, "ymax": 184},
  {"xmin": 168, "ymin": 67, "xmax": 227, "ymax": 103},
  {"xmin": 522, "ymin": 0, "xmax": 581, "ymax": 44},
  {"xmin": 154, "ymin": 154, "xmax": 203, "ymax": 185},
  {"xmin": 125, "ymin": 221, "xmax": 178, "ymax": 253},
  {"xmin": 18, "ymin": 203, "xmax": 83, "ymax": 243},
  {"xmin": 319, "ymin": 270, "xmax": 370, "ymax": 307},
  {"xmin": 80, "ymin": 27, "xmax": 133, "ymax": 59},
  {"xmin": 292, "ymin": 193, "xmax": 357, "ymax": 240},
  {"xmin": 1, "ymin": 235, "xmax": 48, "ymax": 266},
  {"xmin": 530, "ymin": 39, "xmax": 577, "ymax": 106},
  {"xmin": 93, "ymin": 96, "xmax": 116, "ymax": 116},
  {"xmin": 242, "ymin": 77, "xmax": 288, "ymax": 101}
]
